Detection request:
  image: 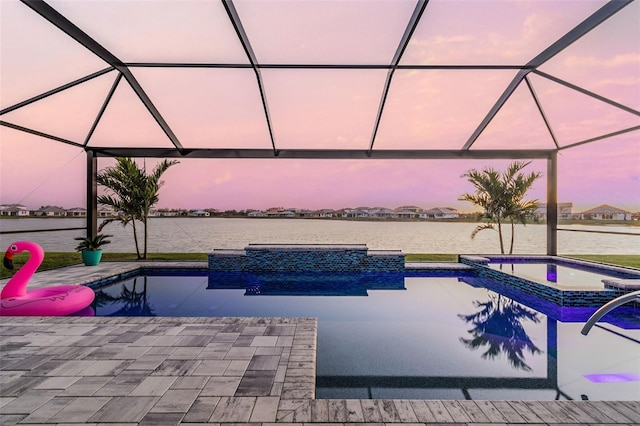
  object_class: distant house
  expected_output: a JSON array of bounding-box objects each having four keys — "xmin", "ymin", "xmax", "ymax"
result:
[
  {"xmin": 0, "ymin": 203, "xmax": 30, "ymax": 216},
  {"xmin": 36, "ymin": 205, "xmax": 66, "ymax": 217},
  {"xmin": 420, "ymin": 207, "xmax": 459, "ymax": 219},
  {"xmin": 396, "ymin": 208, "xmax": 422, "ymax": 219},
  {"xmin": 368, "ymin": 208, "xmax": 398, "ymax": 219},
  {"xmin": 266, "ymin": 207, "xmax": 284, "ymax": 217},
  {"xmin": 297, "ymin": 209, "xmax": 315, "ymax": 218},
  {"xmin": 189, "ymin": 209, "xmax": 210, "ymax": 217},
  {"xmin": 396, "ymin": 206, "xmax": 423, "ymax": 214},
  {"xmin": 248, "ymin": 211, "xmax": 267, "ymax": 217},
  {"xmin": 157, "ymin": 209, "xmax": 181, "ymax": 217},
  {"xmin": 534, "ymin": 202, "xmax": 573, "ymax": 220},
  {"xmin": 98, "ymin": 207, "xmax": 117, "ymax": 217},
  {"xmin": 316, "ymin": 209, "xmax": 335, "ymax": 218},
  {"xmin": 580, "ymin": 204, "xmax": 632, "ymax": 220},
  {"xmin": 66, "ymin": 207, "xmax": 86, "ymax": 217},
  {"xmin": 341, "ymin": 208, "xmax": 369, "ymax": 218}
]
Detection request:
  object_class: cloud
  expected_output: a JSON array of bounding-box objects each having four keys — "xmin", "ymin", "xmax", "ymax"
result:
[
  {"xmin": 213, "ymin": 172, "xmax": 233, "ymax": 185},
  {"xmin": 562, "ymin": 53, "xmax": 640, "ymax": 69}
]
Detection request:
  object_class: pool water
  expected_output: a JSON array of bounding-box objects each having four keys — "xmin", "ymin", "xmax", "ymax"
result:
[
  {"xmin": 487, "ymin": 261, "xmax": 638, "ymax": 289},
  {"xmin": 91, "ymin": 271, "xmax": 640, "ymax": 401}
]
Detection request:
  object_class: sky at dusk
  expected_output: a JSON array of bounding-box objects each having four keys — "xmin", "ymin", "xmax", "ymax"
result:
[{"xmin": 1, "ymin": 0, "xmax": 639, "ymax": 213}]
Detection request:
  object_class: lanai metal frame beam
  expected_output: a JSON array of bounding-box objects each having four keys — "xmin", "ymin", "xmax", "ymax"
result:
[
  {"xmin": 222, "ymin": 0, "xmax": 278, "ymax": 156},
  {"xmin": 20, "ymin": 0, "xmax": 185, "ymax": 154},
  {"xmin": 462, "ymin": 0, "xmax": 634, "ymax": 150},
  {"xmin": 368, "ymin": 0, "xmax": 429, "ymax": 154},
  {"xmin": 88, "ymin": 148, "xmax": 554, "ymax": 160}
]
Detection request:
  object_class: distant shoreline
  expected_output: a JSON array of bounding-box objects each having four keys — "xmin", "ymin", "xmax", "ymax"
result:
[{"xmin": 1, "ymin": 215, "xmax": 637, "ymax": 228}]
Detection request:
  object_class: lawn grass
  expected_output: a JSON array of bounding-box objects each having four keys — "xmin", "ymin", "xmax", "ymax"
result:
[
  {"xmin": 1, "ymin": 252, "xmax": 638, "ymax": 279},
  {"xmin": 563, "ymin": 254, "xmax": 640, "ymax": 270},
  {"xmin": 0, "ymin": 252, "xmax": 207, "ymax": 279}
]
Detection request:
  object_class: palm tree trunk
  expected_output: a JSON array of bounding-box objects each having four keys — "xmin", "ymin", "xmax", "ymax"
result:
[
  {"xmin": 509, "ymin": 219, "xmax": 515, "ymax": 254},
  {"xmin": 497, "ymin": 219, "xmax": 505, "ymax": 254},
  {"xmin": 131, "ymin": 220, "xmax": 142, "ymax": 259},
  {"xmin": 143, "ymin": 216, "xmax": 148, "ymax": 260}
]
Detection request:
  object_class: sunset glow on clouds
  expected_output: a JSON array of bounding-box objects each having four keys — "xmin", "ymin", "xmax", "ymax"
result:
[{"xmin": 0, "ymin": 0, "xmax": 638, "ymax": 212}]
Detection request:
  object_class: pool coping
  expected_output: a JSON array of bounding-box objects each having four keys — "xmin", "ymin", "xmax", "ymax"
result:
[{"xmin": 2, "ymin": 261, "xmax": 640, "ymax": 424}]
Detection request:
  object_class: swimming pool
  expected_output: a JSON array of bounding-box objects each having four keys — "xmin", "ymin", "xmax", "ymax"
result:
[
  {"xmin": 485, "ymin": 259, "xmax": 639, "ymax": 289},
  {"xmin": 89, "ymin": 269, "xmax": 640, "ymax": 401}
]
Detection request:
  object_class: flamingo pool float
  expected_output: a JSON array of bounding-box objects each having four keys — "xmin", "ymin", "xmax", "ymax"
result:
[{"xmin": 1, "ymin": 241, "xmax": 95, "ymax": 316}]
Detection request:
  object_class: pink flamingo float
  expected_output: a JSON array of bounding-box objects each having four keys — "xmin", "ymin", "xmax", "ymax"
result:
[{"xmin": 1, "ymin": 241, "xmax": 95, "ymax": 316}]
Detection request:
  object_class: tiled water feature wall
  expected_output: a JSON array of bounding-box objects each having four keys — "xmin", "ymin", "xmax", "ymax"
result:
[
  {"xmin": 208, "ymin": 244, "xmax": 405, "ymax": 273},
  {"xmin": 460, "ymin": 255, "xmax": 637, "ymax": 307}
]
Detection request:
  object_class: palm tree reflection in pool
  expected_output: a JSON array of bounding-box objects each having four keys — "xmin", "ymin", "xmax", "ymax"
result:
[
  {"xmin": 458, "ymin": 294, "xmax": 542, "ymax": 371},
  {"xmin": 93, "ymin": 276, "xmax": 156, "ymax": 316}
]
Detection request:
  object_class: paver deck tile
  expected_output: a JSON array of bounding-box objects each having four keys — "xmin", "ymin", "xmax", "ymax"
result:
[
  {"xmin": 152, "ymin": 359, "xmax": 201, "ymax": 376},
  {"xmin": 345, "ymin": 399, "xmax": 365, "ymax": 422},
  {"xmin": 201, "ymin": 376, "xmax": 241, "ymax": 397},
  {"xmin": 0, "ymin": 389, "xmax": 58, "ymax": 414},
  {"xmin": 93, "ymin": 373, "xmax": 146, "ymax": 396},
  {"xmin": 522, "ymin": 400, "xmax": 562, "ymax": 423},
  {"xmin": 490, "ymin": 400, "xmax": 526, "ymax": 423},
  {"xmin": 182, "ymin": 396, "xmax": 220, "ymax": 423},
  {"xmin": 138, "ymin": 411, "xmax": 183, "ymax": 425},
  {"xmin": 423, "ymin": 400, "xmax": 455, "ymax": 422},
  {"xmin": 328, "ymin": 399, "xmax": 348, "ymax": 422},
  {"xmin": 560, "ymin": 400, "xmax": 611, "ymax": 423},
  {"xmin": 360, "ymin": 399, "xmax": 383, "ymax": 422},
  {"xmin": 249, "ymin": 395, "xmax": 280, "ymax": 422},
  {"xmin": 209, "ymin": 396, "xmax": 255, "ymax": 422},
  {"xmin": 0, "ymin": 413, "xmax": 26, "ymax": 425},
  {"xmin": 168, "ymin": 346, "xmax": 204, "ymax": 359},
  {"xmin": 59, "ymin": 376, "xmax": 111, "ymax": 396},
  {"xmin": 394, "ymin": 399, "xmax": 419, "ymax": 423},
  {"xmin": 310, "ymin": 398, "xmax": 329, "ymax": 422},
  {"xmin": 290, "ymin": 399, "xmax": 312, "ymax": 422},
  {"xmin": 88, "ymin": 396, "xmax": 159, "ymax": 423},
  {"xmin": 408, "ymin": 400, "xmax": 437, "ymax": 423},
  {"xmin": 236, "ymin": 369, "xmax": 277, "ymax": 396},
  {"xmin": 19, "ymin": 395, "xmax": 75, "ymax": 423},
  {"xmin": 225, "ymin": 346, "xmax": 258, "ymax": 360},
  {"xmin": 149, "ymin": 388, "xmax": 200, "ymax": 413},
  {"xmin": 506, "ymin": 400, "xmax": 544, "ymax": 423},
  {"xmin": 33, "ymin": 376, "xmax": 80, "ymax": 390},
  {"xmin": 129, "ymin": 376, "xmax": 177, "ymax": 396},
  {"xmin": 224, "ymin": 359, "xmax": 251, "ymax": 376},
  {"xmin": 171, "ymin": 375, "xmax": 209, "ymax": 390},
  {"xmin": 443, "ymin": 400, "xmax": 475, "ymax": 423},
  {"xmin": 606, "ymin": 401, "xmax": 640, "ymax": 423},
  {"xmin": 47, "ymin": 396, "xmax": 111, "ymax": 423},
  {"xmin": 474, "ymin": 400, "xmax": 508, "ymax": 423}
]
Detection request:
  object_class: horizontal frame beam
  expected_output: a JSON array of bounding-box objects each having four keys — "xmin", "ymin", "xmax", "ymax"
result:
[
  {"xmin": 126, "ymin": 63, "xmax": 530, "ymax": 70},
  {"xmin": 89, "ymin": 148, "xmax": 554, "ymax": 160}
]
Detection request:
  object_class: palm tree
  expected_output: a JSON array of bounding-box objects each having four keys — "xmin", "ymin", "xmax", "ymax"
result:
[
  {"xmin": 97, "ymin": 157, "xmax": 178, "ymax": 259},
  {"xmin": 459, "ymin": 161, "xmax": 541, "ymax": 254},
  {"xmin": 459, "ymin": 293, "xmax": 542, "ymax": 371}
]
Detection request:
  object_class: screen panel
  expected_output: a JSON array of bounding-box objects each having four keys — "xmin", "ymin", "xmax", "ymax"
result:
[
  {"xmin": 131, "ymin": 68, "xmax": 273, "ymax": 149},
  {"xmin": 47, "ymin": 0, "xmax": 250, "ymax": 63},
  {"xmin": 375, "ymin": 70, "xmax": 518, "ymax": 149},
  {"xmin": 262, "ymin": 69, "xmax": 387, "ymax": 150},
  {"xmin": 235, "ymin": 0, "xmax": 417, "ymax": 65},
  {"xmin": 401, "ymin": 0, "xmax": 608, "ymax": 66}
]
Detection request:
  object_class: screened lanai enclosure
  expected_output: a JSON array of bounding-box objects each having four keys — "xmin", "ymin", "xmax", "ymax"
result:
[{"xmin": 1, "ymin": 0, "xmax": 639, "ymax": 254}]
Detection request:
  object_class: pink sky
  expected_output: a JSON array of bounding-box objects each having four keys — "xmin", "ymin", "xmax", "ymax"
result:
[{"xmin": 1, "ymin": 0, "xmax": 639, "ymax": 213}]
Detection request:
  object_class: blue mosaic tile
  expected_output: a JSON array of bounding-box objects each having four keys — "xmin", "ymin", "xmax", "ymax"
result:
[{"xmin": 460, "ymin": 255, "xmax": 637, "ymax": 307}]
